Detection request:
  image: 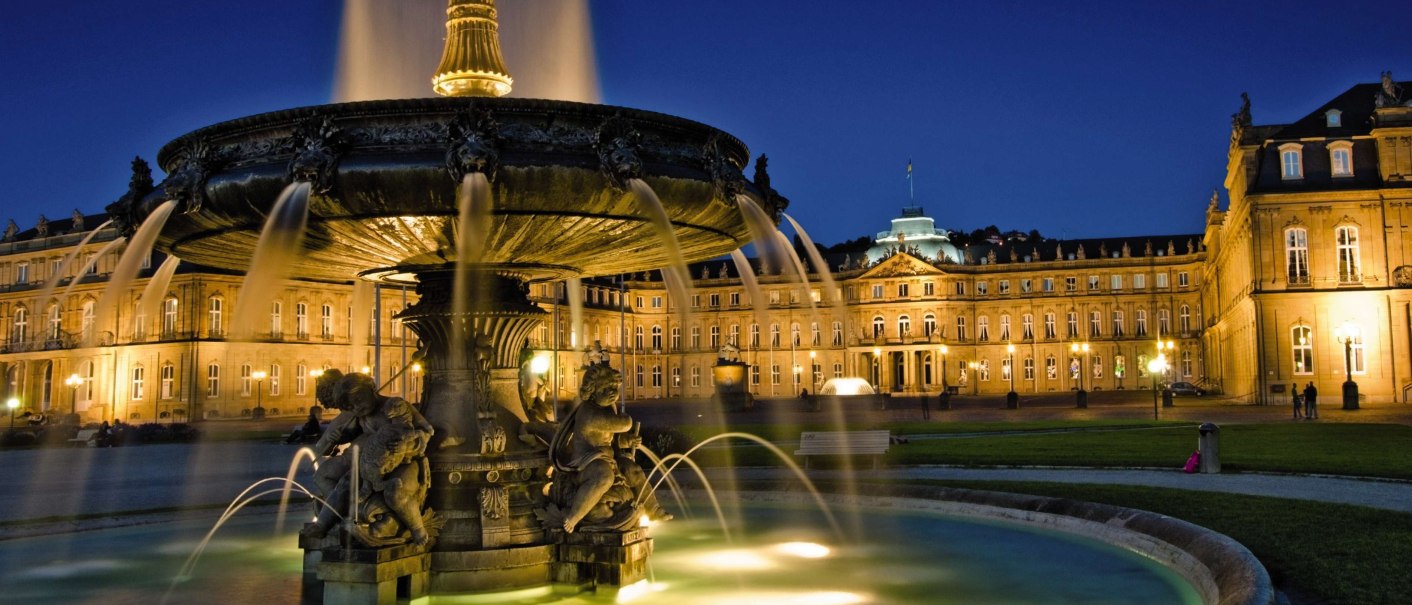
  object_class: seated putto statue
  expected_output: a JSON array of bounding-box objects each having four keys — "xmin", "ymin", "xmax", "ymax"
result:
[
  {"xmin": 537, "ymin": 361, "xmax": 670, "ymax": 533},
  {"xmin": 717, "ymin": 342, "xmax": 741, "ymax": 362},
  {"xmin": 301, "ymin": 371, "xmax": 441, "ymax": 547}
]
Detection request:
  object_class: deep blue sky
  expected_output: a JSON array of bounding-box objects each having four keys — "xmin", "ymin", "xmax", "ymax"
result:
[{"xmin": 3, "ymin": 1, "xmax": 1408, "ymax": 245}]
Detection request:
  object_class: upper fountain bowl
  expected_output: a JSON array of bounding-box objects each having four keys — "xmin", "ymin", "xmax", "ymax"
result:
[{"xmin": 115, "ymin": 97, "xmax": 782, "ymax": 284}]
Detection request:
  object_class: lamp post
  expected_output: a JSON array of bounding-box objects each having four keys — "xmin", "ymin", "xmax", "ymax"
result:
[
  {"xmin": 409, "ymin": 363, "xmax": 422, "ymax": 404},
  {"xmin": 65, "ymin": 373, "xmax": 82, "ymax": 417},
  {"xmin": 6, "ymin": 397, "xmax": 18, "ymax": 429},
  {"xmin": 1335, "ymin": 322, "xmax": 1360, "ymax": 410},
  {"xmin": 1005, "ymin": 343, "xmax": 1018, "ymax": 409},
  {"xmin": 1158, "ymin": 340, "xmax": 1176, "ymax": 408},
  {"xmin": 1146, "ymin": 355, "xmax": 1167, "ymax": 420},
  {"xmin": 1070, "ymin": 342, "xmax": 1089, "ymax": 408},
  {"xmin": 252, "ymin": 369, "xmax": 267, "ymax": 420}
]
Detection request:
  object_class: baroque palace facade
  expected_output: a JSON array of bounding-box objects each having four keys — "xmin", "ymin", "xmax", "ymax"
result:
[{"xmin": 1, "ymin": 75, "xmax": 1408, "ymax": 421}]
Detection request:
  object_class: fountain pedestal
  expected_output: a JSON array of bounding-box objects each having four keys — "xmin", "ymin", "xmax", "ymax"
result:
[
  {"xmin": 550, "ymin": 527, "xmax": 654, "ymax": 588},
  {"xmin": 309, "ymin": 538, "xmax": 431, "ymax": 605}
]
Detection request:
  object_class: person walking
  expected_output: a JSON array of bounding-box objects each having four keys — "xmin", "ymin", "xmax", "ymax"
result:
[
  {"xmin": 1291, "ymin": 383, "xmax": 1302, "ymax": 420},
  {"xmin": 1303, "ymin": 382, "xmax": 1319, "ymax": 419}
]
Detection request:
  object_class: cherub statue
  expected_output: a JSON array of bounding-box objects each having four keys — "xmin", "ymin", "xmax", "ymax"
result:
[
  {"xmin": 2, "ymin": 219, "xmax": 16, "ymax": 242},
  {"xmin": 539, "ymin": 362, "xmax": 670, "ymax": 533}
]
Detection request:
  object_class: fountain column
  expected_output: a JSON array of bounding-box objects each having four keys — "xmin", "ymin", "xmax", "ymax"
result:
[{"xmin": 398, "ymin": 269, "xmax": 557, "ymax": 590}]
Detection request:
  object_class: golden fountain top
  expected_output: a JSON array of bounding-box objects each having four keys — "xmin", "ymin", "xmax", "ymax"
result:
[{"xmin": 432, "ymin": 0, "xmax": 513, "ymax": 97}]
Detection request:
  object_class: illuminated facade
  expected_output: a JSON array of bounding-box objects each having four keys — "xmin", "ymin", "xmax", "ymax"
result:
[{"xmin": 1203, "ymin": 76, "xmax": 1412, "ymax": 404}]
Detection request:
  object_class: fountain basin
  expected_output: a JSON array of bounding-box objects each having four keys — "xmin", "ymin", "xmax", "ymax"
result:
[{"xmin": 121, "ymin": 97, "xmax": 774, "ymax": 284}]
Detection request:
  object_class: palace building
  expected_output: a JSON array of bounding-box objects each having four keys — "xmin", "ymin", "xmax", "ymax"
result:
[{"xmin": 1, "ymin": 75, "xmax": 1408, "ymax": 421}]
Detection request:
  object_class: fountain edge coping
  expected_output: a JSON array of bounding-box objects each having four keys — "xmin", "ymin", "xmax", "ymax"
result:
[{"xmin": 716, "ymin": 487, "xmax": 1275, "ymax": 605}]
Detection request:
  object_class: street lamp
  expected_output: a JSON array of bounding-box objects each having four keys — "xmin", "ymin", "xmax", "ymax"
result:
[
  {"xmin": 872, "ymin": 347, "xmax": 882, "ymax": 391},
  {"xmin": 1158, "ymin": 340, "xmax": 1176, "ymax": 408},
  {"xmin": 1146, "ymin": 355, "xmax": 1168, "ymax": 420},
  {"xmin": 409, "ymin": 363, "xmax": 423, "ymax": 403},
  {"xmin": 1070, "ymin": 342, "xmax": 1090, "ymax": 408},
  {"xmin": 1335, "ymin": 322, "xmax": 1360, "ymax": 410},
  {"xmin": 1005, "ymin": 343, "xmax": 1018, "ymax": 409},
  {"xmin": 65, "ymin": 373, "xmax": 82, "ymax": 417},
  {"xmin": 6, "ymin": 397, "xmax": 18, "ymax": 429},
  {"xmin": 252, "ymin": 369, "xmax": 268, "ymax": 420}
]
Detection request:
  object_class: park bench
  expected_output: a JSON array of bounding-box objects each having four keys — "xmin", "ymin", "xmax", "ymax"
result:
[
  {"xmin": 68, "ymin": 429, "xmax": 97, "ymax": 447},
  {"xmin": 794, "ymin": 430, "xmax": 891, "ymax": 470}
]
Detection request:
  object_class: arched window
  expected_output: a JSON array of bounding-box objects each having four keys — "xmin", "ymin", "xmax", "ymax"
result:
[
  {"xmin": 669, "ymin": 326, "xmax": 680, "ymax": 350},
  {"xmin": 271, "ymin": 301, "xmax": 283, "ymax": 337},
  {"xmin": 41, "ymin": 361, "xmax": 53, "ymax": 410},
  {"xmin": 320, "ymin": 304, "xmax": 333, "ymax": 339},
  {"xmin": 1022, "ymin": 314, "xmax": 1034, "ymax": 340},
  {"xmin": 923, "ymin": 314, "xmax": 936, "ymax": 337},
  {"xmin": 977, "ymin": 316, "xmax": 990, "ymax": 342},
  {"xmin": 769, "ymin": 323, "xmax": 781, "ymax": 347},
  {"xmin": 161, "ymin": 363, "xmax": 175, "ymax": 399},
  {"xmin": 207, "ymin": 363, "xmax": 221, "ymax": 398},
  {"xmin": 1328, "ymin": 140, "xmax": 1353, "ymax": 177},
  {"xmin": 1279, "ymin": 143, "xmax": 1303, "ymax": 180},
  {"xmin": 296, "ymin": 364, "xmax": 308, "ymax": 396},
  {"xmin": 1336, "ymin": 226, "xmax": 1361, "ymax": 283},
  {"xmin": 296, "ymin": 302, "xmax": 309, "ymax": 338},
  {"xmin": 130, "ymin": 365, "xmax": 145, "ymax": 400},
  {"xmin": 634, "ymin": 325, "xmax": 644, "ymax": 350},
  {"xmin": 1136, "ymin": 309, "xmax": 1148, "ymax": 336},
  {"xmin": 999, "ymin": 315, "xmax": 1011, "ymax": 340},
  {"xmin": 1291, "ymin": 326, "xmax": 1313, "ymax": 374},
  {"xmin": 269, "ymin": 364, "xmax": 281, "ymax": 396},
  {"xmin": 1089, "ymin": 310, "xmax": 1101, "ymax": 337},
  {"xmin": 872, "ymin": 316, "xmax": 885, "ymax": 339},
  {"xmin": 897, "ymin": 315, "xmax": 911, "ymax": 338},
  {"xmin": 1044, "ymin": 313, "xmax": 1056, "ymax": 339},
  {"xmin": 1112, "ymin": 310, "xmax": 1124, "ymax": 337},
  {"xmin": 1285, "ymin": 228, "xmax": 1309, "ymax": 285},
  {"xmin": 651, "ymin": 325, "xmax": 663, "ymax": 351},
  {"xmin": 1179, "ymin": 305, "xmax": 1191, "ymax": 334},
  {"xmin": 46, "ymin": 304, "xmax": 62, "ymax": 340},
  {"xmin": 791, "ymin": 322, "xmax": 802, "ymax": 346}
]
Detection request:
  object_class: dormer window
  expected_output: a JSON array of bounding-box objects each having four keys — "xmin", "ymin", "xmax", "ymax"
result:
[
  {"xmin": 1325, "ymin": 109, "xmax": 1342, "ymax": 128},
  {"xmin": 1279, "ymin": 143, "xmax": 1304, "ymax": 180},
  {"xmin": 1328, "ymin": 140, "xmax": 1354, "ymax": 177}
]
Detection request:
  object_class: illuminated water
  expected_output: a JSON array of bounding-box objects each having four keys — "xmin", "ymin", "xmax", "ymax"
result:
[{"xmin": 0, "ymin": 503, "xmax": 1200, "ymax": 605}]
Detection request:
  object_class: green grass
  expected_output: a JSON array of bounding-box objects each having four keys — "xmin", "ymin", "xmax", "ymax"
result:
[{"xmin": 881, "ymin": 480, "xmax": 1412, "ymax": 605}]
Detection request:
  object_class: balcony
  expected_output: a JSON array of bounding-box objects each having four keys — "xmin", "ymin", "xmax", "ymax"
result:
[{"xmin": 1287, "ymin": 274, "xmax": 1311, "ymax": 287}]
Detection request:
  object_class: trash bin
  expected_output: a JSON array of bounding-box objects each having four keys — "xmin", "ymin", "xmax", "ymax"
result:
[
  {"xmin": 1162, "ymin": 388, "xmax": 1174, "ymax": 408},
  {"xmin": 1198, "ymin": 422, "xmax": 1220, "ymax": 474}
]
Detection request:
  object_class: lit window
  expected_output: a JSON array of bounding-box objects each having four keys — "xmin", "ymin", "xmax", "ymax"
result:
[
  {"xmin": 1292, "ymin": 326, "xmax": 1313, "ymax": 374},
  {"xmin": 131, "ymin": 366, "xmax": 145, "ymax": 400},
  {"xmin": 1043, "ymin": 313, "xmax": 1056, "ymax": 339},
  {"xmin": 1134, "ymin": 274, "xmax": 1146, "ymax": 289},
  {"xmin": 999, "ymin": 314, "xmax": 1010, "ymax": 341},
  {"xmin": 898, "ymin": 315, "xmax": 911, "ymax": 337},
  {"xmin": 998, "ymin": 280, "xmax": 1010, "ymax": 294},
  {"xmin": 1021, "ymin": 315, "xmax": 1033, "ymax": 341},
  {"xmin": 898, "ymin": 283, "xmax": 909, "ymax": 297},
  {"xmin": 978, "ymin": 316, "xmax": 990, "ymax": 342},
  {"xmin": 1110, "ymin": 275, "xmax": 1122, "ymax": 290},
  {"xmin": 207, "ymin": 364, "xmax": 220, "ymax": 398},
  {"xmin": 1279, "ymin": 143, "xmax": 1303, "ymax": 180},
  {"xmin": 1336, "ymin": 226, "xmax": 1361, "ymax": 283},
  {"xmin": 976, "ymin": 282, "xmax": 988, "ymax": 296},
  {"xmin": 160, "ymin": 363, "xmax": 175, "ymax": 399},
  {"xmin": 955, "ymin": 316, "xmax": 968, "ymax": 341},
  {"xmin": 873, "ymin": 316, "xmax": 885, "ymax": 338},
  {"xmin": 1329, "ymin": 141, "xmax": 1354, "ymax": 177},
  {"xmin": 209, "ymin": 297, "xmax": 223, "ymax": 336},
  {"xmin": 1286, "ymin": 228, "xmax": 1310, "ymax": 285},
  {"xmin": 923, "ymin": 314, "xmax": 936, "ymax": 337},
  {"xmin": 1043, "ymin": 278, "xmax": 1055, "ymax": 292},
  {"xmin": 1023, "ymin": 357, "xmax": 1035, "ymax": 381}
]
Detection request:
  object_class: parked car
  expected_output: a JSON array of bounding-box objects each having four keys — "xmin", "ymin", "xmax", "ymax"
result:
[{"xmin": 1166, "ymin": 381, "xmax": 1206, "ymax": 396}]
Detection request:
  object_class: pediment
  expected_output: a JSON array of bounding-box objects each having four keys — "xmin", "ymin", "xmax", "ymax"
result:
[{"xmin": 859, "ymin": 252, "xmax": 944, "ymax": 279}]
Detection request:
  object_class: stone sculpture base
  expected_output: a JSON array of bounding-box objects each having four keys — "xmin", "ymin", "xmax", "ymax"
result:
[
  {"xmin": 548, "ymin": 527, "xmax": 654, "ymax": 589},
  {"xmin": 301, "ymin": 529, "xmax": 431, "ymax": 605}
]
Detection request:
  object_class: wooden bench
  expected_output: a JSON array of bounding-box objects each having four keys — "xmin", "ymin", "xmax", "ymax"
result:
[
  {"xmin": 794, "ymin": 430, "xmax": 891, "ymax": 470},
  {"xmin": 68, "ymin": 429, "xmax": 97, "ymax": 447}
]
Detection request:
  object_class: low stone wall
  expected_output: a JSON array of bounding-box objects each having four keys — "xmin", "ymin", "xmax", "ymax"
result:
[{"xmin": 728, "ymin": 486, "xmax": 1275, "ymax": 605}]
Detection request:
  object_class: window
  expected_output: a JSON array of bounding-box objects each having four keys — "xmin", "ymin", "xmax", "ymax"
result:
[
  {"xmin": 1043, "ymin": 313, "xmax": 1056, "ymax": 339},
  {"xmin": 813, "ymin": 363, "xmax": 823, "ymax": 385},
  {"xmin": 131, "ymin": 366, "xmax": 145, "ymax": 400},
  {"xmin": 320, "ymin": 304, "xmax": 333, "ymax": 338},
  {"xmin": 1137, "ymin": 354, "xmax": 1149, "ymax": 378},
  {"xmin": 1156, "ymin": 273, "xmax": 1169, "ymax": 288},
  {"xmin": 1043, "ymin": 278, "xmax": 1054, "ymax": 292},
  {"xmin": 1110, "ymin": 275, "xmax": 1122, "ymax": 290},
  {"xmin": 269, "ymin": 364, "xmax": 281, "ymax": 396},
  {"xmin": 1336, "ymin": 226, "xmax": 1361, "ymax": 283},
  {"xmin": 872, "ymin": 316, "xmax": 885, "ymax": 339},
  {"xmin": 651, "ymin": 296, "xmax": 662, "ymax": 308},
  {"xmin": 729, "ymin": 324, "xmax": 740, "ymax": 346},
  {"xmin": 41, "ymin": 362, "xmax": 52, "ymax": 410},
  {"xmin": 1112, "ymin": 310, "xmax": 1124, "ymax": 337},
  {"xmin": 955, "ymin": 282, "xmax": 967, "ymax": 296},
  {"xmin": 296, "ymin": 364, "xmax": 307, "ymax": 396},
  {"xmin": 1279, "ymin": 143, "xmax": 1303, "ymax": 180},
  {"xmin": 978, "ymin": 359, "xmax": 990, "ymax": 381},
  {"xmin": 1088, "ymin": 275, "xmax": 1100, "ymax": 290},
  {"xmin": 692, "ymin": 326, "xmax": 703, "ymax": 349},
  {"xmin": 1067, "ymin": 311, "xmax": 1078, "ymax": 338},
  {"xmin": 162, "ymin": 297, "xmax": 178, "ymax": 335},
  {"xmin": 633, "ymin": 326, "xmax": 644, "ymax": 350},
  {"xmin": 1181, "ymin": 351, "xmax": 1193, "ymax": 377},
  {"xmin": 1292, "ymin": 326, "xmax": 1313, "ymax": 374},
  {"xmin": 833, "ymin": 322, "xmax": 843, "ymax": 346},
  {"xmin": 1158, "ymin": 309, "xmax": 1171, "ymax": 335},
  {"xmin": 1136, "ymin": 309, "xmax": 1148, "ymax": 336},
  {"xmin": 1179, "ymin": 305, "xmax": 1191, "ymax": 333},
  {"xmin": 690, "ymin": 294, "xmax": 700, "ymax": 309},
  {"xmin": 46, "ymin": 304, "xmax": 61, "ymax": 340},
  {"xmin": 810, "ymin": 322, "xmax": 820, "ymax": 346},
  {"xmin": 241, "ymin": 364, "xmax": 253, "ymax": 396},
  {"xmin": 833, "ymin": 363, "xmax": 844, "ymax": 379},
  {"xmin": 709, "ymin": 293, "xmax": 720, "ymax": 307},
  {"xmin": 1114, "ymin": 355, "xmax": 1126, "ymax": 379},
  {"xmin": 1023, "ymin": 357, "xmax": 1035, "ymax": 381},
  {"xmin": 1326, "ymin": 109, "xmax": 1342, "ymax": 128},
  {"xmin": 998, "ymin": 280, "xmax": 1010, "ymax": 295},
  {"xmin": 710, "ymin": 325, "xmax": 720, "ymax": 349},
  {"xmin": 750, "ymin": 324, "xmax": 760, "ymax": 348},
  {"xmin": 1089, "ymin": 311, "xmax": 1101, "ymax": 337},
  {"xmin": 770, "ymin": 364, "xmax": 780, "ymax": 385},
  {"xmin": 750, "ymin": 365, "xmax": 759, "ymax": 386},
  {"xmin": 790, "ymin": 323, "xmax": 800, "ymax": 346},
  {"xmin": 160, "ymin": 363, "xmax": 175, "ymax": 399},
  {"xmin": 296, "ymin": 302, "xmax": 308, "ymax": 337},
  {"xmin": 729, "ymin": 292, "xmax": 740, "ymax": 306},
  {"xmin": 977, "ymin": 316, "xmax": 990, "ymax": 342},
  {"xmin": 651, "ymin": 365, "xmax": 661, "ymax": 388},
  {"xmin": 669, "ymin": 326, "xmax": 680, "ymax": 350},
  {"xmin": 1065, "ymin": 276, "xmax": 1077, "ymax": 292},
  {"xmin": 976, "ymin": 282, "xmax": 988, "ymax": 296},
  {"xmin": 1329, "ymin": 141, "xmax": 1353, "ymax": 177},
  {"xmin": 1134, "ymin": 274, "xmax": 1146, "ymax": 289},
  {"xmin": 1001, "ymin": 357, "xmax": 1012, "ymax": 381},
  {"xmin": 999, "ymin": 314, "xmax": 1010, "ymax": 340},
  {"xmin": 81, "ymin": 301, "xmax": 95, "ymax": 340},
  {"xmin": 133, "ymin": 302, "xmax": 147, "ymax": 341},
  {"xmin": 635, "ymin": 296, "xmax": 644, "ymax": 309},
  {"xmin": 80, "ymin": 360, "xmax": 95, "ymax": 401},
  {"xmin": 209, "ymin": 297, "xmax": 223, "ymax": 336},
  {"xmin": 271, "ymin": 301, "xmax": 283, "ymax": 337},
  {"xmin": 15, "ymin": 262, "xmax": 29, "ymax": 284},
  {"xmin": 636, "ymin": 366, "xmax": 644, "ymax": 388},
  {"xmin": 651, "ymin": 326, "xmax": 662, "ymax": 351},
  {"xmin": 690, "ymin": 366, "xmax": 701, "ymax": 387},
  {"xmin": 1286, "ymin": 228, "xmax": 1310, "ymax": 285},
  {"xmin": 1350, "ymin": 331, "xmax": 1366, "ymax": 374},
  {"xmin": 898, "ymin": 283, "xmax": 909, "ymax": 297},
  {"xmin": 1091, "ymin": 355, "xmax": 1104, "ymax": 380},
  {"xmin": 923, "ymin": 314, "xmax": 936, "ymax": 337},
  {"xmin": 1045, "ymin": 355, "xmax": 1057, "ymax": 379},
  {"xmin": 898, "ymin": 315, "xmax": 911, "ymax": 337},
  {"xmin": 1178, "ymin": 272, "xmax": 1190, "ymax": 287},
  {"xmin": 207, "ymin": 364, "xmax": 220, "ymax": 398},
  {"xmin": 955, "ymin": 316, "xmax": 967, "ymax": 341},
  {"xmin": 770, "ymin": 323, "xmax": 781, "ymax": 347},
  {"xmin": 923, "ymin": 282, "xmax": 935, "ymax": 296}
]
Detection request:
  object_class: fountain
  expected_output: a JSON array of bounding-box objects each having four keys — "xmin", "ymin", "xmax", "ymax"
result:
[{"xmin": 105, "ymin": 1, "xmax": 783, "ymax": 600}]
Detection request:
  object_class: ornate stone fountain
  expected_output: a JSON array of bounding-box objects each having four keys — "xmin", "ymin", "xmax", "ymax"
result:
[{"xmin": 106, "ymin": 1, "xmax": 783, "ymax": 601}]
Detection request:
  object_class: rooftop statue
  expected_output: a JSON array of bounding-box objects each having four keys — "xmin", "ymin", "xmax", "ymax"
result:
[
  {"xmin": 1376, "ymin": 71, "xmax": 1404, "ymax": 108},
  {"xmin": 3, "ymin": 219, "xmax": 16, "ymax": 242},
  {"xmin": 71, "ymin": 209, "xmax": 85, "ymax": 232},
  {"xmin": 540, "ymin": 362, "xmax": 669, "ymax": 533},
  {"xmin": 35, "ymin": 215, "xmax": 48, "ymax": 238}
]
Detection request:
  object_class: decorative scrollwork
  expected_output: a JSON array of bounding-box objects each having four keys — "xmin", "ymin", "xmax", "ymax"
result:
[
  {"xmin": 479, "ymin": 486, "xmax": 508, "ymax": 521},
  {"xmin": 287, "ymin": 114, "xmax": 348, "ymax": 194},
  {"xmin": 1394, "ymin": 265, "xmax": 1412, "ymax": 287},
  {"xmin": 596, "ymin": 113, "xmax": 642, "ymax": 191},
  {"xmin": 446, "ymin": 106, "xmax": 502, "ymax": 183}
]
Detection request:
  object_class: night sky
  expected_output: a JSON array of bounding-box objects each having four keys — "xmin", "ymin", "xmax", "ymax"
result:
[{"xmin": 2, "ymin": 1, "xmax": 1409, "ymax": 246}]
